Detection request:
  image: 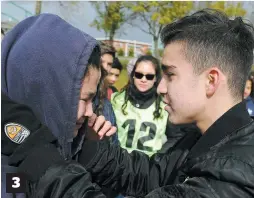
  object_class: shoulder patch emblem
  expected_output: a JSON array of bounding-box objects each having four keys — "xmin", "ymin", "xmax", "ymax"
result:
[{"xmin": 4, "ymin": 123, "xmax": 30, "ymax": 144}]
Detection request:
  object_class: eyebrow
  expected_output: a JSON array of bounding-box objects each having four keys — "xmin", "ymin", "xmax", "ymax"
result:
[
  {"xmin": 161, "ymin": 64, "xmax": 176, "ymax": 72},
  {"xmin": 80, "ymin": 91, "xmax": 96, "ymax": 101}
]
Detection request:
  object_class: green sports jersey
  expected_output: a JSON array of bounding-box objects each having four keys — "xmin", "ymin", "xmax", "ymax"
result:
[{"xmin": 111, "ymin": 91, "xmax": 168, "ymax": 157}]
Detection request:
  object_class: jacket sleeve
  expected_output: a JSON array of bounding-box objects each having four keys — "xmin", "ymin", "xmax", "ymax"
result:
[
  {"xmin": 79, "ymin": 127, "xmax": 200, "ymax": 197},
  {"xmin": 2, "ymin": 92, "xmax": 66, "ymax": 182},
  {"xmin": 31, "ymin": 161, "xmax": 106, "ymax": 198},
  {"xmin": 2, "ymin": 92, "xmax": 107, "ymax": 197},
  {"xmin": 159, "ymin": 123, "xmax": 200, "ymax": 154},
  {"xmin": 145, "ymin": 176, "xmax": 253, "ymax": 198}
]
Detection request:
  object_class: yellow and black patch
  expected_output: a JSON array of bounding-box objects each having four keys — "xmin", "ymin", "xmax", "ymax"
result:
[{"xmin": 4, "ymin": 123, "xmax": 30, "ymax": 144}]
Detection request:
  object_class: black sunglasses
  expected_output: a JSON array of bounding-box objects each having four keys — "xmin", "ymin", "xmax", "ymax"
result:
[{"xmin": 134, "ymin": 72, "xmax": 155, "ymax": 81}]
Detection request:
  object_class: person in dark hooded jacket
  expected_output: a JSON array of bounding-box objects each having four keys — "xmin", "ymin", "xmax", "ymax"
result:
[
  {"xmin": 1, "ymin": 13, "xmax": 117, "ymax": 197},
  {"xmin": 2, "ymin": 92, "xmax": 109, "ymax": 197}
]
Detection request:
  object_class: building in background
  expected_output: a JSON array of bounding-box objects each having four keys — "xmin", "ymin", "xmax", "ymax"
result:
[{"xmin": 97, "ymin": 38, "xmax": 152, "ymax": 57}]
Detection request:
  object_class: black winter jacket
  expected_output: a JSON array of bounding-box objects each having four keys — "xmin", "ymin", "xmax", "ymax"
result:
[
  {"xmin": 1, "ymin": 92, "xmax": 191, "ymax": 198},
  {"xmin": 3, "ymin": 93, "xmax": 254, "ymax": 197},
  {"xmin": 79, "ymin": 101, "xmax": 254, "ymax": 197},
  {"xmin": 1, "ymin": 93, "xmax": 104, "ymax": 197}
]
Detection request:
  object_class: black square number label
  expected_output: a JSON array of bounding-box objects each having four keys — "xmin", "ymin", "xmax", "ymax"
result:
[{"xmin": 6, "ymin": 173, "xmax": 26, "ymax": 193}]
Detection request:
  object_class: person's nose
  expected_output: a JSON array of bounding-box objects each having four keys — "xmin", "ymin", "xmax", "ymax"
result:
[
  {"xmin": 112, "ymin": 76, "xmax": 117, "ymax": 83},
  {"xmin": 141, "ymin": 75, "xmax": 147, "ymax": 82},
  {"xmin": 84, "ymin": 102, "xmax": 93, "ymax": 117},
  {"xmin": 157, "ymin": 76, "xmax": 167, "ymax": 95}
]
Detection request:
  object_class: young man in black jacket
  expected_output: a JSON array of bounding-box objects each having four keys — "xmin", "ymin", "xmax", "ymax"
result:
[
  {"xmin": 2, "ymin": 9, "xmax": 254, "ymax": 198},
  {"xmin": 78, "ymin": 9, "xmax": 254, "ymax": 197}
]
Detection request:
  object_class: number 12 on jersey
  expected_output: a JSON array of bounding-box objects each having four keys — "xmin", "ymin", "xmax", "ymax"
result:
[{"xmin": 122, "ymin": 119, "xmax": 157, "ymax": 152}]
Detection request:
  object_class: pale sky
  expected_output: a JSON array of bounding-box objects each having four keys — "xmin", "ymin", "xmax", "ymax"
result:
[
  {"xmin": 2, "ymin": 1, "xmax": 254, "ymax": 45},
  {"xmin": 1, "ymin": 1, "xmax": 153, "ymax": 43}
]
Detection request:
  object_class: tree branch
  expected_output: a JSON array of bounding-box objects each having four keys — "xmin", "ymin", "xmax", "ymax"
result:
[
  {"xmin": 130, "ymin": 21, "xmax": 155, "ymax": 36},
  {"xmin": 141, "ymin": 13, "xmax": 156, "ymax": 35},
  {"xmin": 157, "ymin": 24, "xmax": 163, "ymax": 38},
  {"xmin": 140, "ymin": 26, "xmax": 153, "ymax": 35}
]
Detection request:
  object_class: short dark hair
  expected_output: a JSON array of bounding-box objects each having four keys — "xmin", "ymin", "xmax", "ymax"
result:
[
  {"xmin": 87, "ymin": 45, "xmax": 101, "ymax": 71},
  {"xmin": 112, "ymin": 57, "xmax": 123, "ymax": 71},
  {"xmin": 161, "ymin": 9, "xmax": 254, "ymax": 100},
  {"xmin": 85, "ymin": 45, "xmax": 102, "ymax": 80},
  {"xmin": 99, "ymin": 41, "xmax": 116, "ymax": 58}
]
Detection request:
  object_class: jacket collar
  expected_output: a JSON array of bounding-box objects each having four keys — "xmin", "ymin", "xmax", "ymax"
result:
[{"xmin": 188, "ymin": 101, "xmax": 252, "ymax": 159}]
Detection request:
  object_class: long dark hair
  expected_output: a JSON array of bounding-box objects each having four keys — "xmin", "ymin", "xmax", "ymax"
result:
[
  {"xmin": 114, "ymin": 55, "xmax": 162, "ymax": 119},
  {"xmin": 94, "ymin": 67, "xmax": 108, "ymax": 115},
  {"xmin": 86, "ymin": 45, "xmax": 108, "ymax": 116},
  {"xmin": 247, "ymin": 75, "xmax": 254, "ymax": 98}
]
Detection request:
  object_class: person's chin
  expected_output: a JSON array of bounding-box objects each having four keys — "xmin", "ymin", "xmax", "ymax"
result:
[
  {"xmin": 138, "ymin": 87, "xmax": 149, "ymax": 92},
  {"xmin": 164, "ymin": 105, "xmax": 172, "ymax": 113},
  {"xmin": 166, "ymin": 107, "xmax": 180, "ymax": 124},
  {"xmin": 168, "ymin": 114, "xmax": 194, "ymax": 126},
  {"xmin": 168, "ymin": 115, "xmax": 183, "ymax": 125}
]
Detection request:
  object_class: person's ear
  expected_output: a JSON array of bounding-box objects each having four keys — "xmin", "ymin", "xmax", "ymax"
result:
[{"xmin": 205, "ymin": 68, "xmax": 220, "ymax": 97}]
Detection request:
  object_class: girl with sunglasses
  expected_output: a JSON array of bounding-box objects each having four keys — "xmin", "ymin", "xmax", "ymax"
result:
[{"xmin": 111, "ymin": 55, "xmax": 168, "ymax": 156}]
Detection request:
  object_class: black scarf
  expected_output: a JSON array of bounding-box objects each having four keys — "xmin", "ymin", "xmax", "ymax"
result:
[{"xmin": 128, "ymin": 84, "xmax": 157, "ymax": 109}]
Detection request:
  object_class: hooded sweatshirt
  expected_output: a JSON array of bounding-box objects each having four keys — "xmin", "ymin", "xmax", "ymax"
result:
[{"xmin": 1, "ymin": 13, "xmax": 99, "ymax": 160}]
